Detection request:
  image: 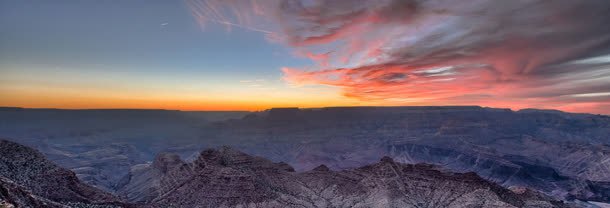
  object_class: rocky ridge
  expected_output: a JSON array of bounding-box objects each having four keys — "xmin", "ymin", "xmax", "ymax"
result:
[
  {"xmin": 0, "ymin": 139, "xmax": 124, "ymax": 207},
  {"xmin": 206, "ymin": 107, "xmax": 610, "ymax": 202},
  {"xmin": 117, "ymin": 146, "xmax": 571, "ymax": 208}
]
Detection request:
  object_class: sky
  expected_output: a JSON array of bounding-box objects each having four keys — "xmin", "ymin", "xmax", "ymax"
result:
[{"xmin": 1, "ymin": 0, "xmax": 610, "ymax": 114}]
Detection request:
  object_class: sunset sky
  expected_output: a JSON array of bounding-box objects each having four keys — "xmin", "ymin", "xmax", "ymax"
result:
[{"xmin": 1, "ymin": 0, "xmax": 610, "ymax": 114}]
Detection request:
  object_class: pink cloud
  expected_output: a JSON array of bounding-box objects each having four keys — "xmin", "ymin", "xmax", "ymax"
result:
[{"xmin": 188, "ymin": 0, "xmax": 610, "ymax": 115}]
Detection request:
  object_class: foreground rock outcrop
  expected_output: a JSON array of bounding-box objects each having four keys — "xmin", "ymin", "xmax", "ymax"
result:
[
  {"xmin": 0, "ymin": 176, "xmax": 66, "ymax": 208},
  {"xmin": 0, "ymin": 139, "xmax": 124, "ymax": 207},
  {"xmin": 118, "ymin": 147, "xmax": 571, "ymax": 208}
]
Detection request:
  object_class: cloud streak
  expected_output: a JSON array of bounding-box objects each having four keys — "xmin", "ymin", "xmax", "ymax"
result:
[{"xmin": 188, "ymin": 0, "xmax": 610, "ymax": 114}]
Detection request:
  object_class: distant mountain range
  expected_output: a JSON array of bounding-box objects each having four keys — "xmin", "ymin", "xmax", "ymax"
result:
[{"xmin": 0, "ymin": 106, "xmax": 609, "ymax": 207}]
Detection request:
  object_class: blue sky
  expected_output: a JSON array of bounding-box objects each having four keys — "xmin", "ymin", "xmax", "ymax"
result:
[
  {"xmin": 0, "ymin": 0, "xmax": 308, "ymax": 77},
  {"xmin": 1, "ymin": 0, "xmax": 609, "ymax": 114},
  {"xmin": 0, "ymin": 0, "xmax": 356, "ymax": 110}
]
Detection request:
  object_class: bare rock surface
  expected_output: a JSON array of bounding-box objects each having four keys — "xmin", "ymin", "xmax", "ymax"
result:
[
  {"xmin": 0, "ymin": 139, "xmax": 124, "ymax": 207},
  {"xmin": 118, "ymin": 147, "xmax": 571, "ymax": 208},
  {"xmin": 2, "ymin": 107, "xmax": 609, "ymax": 205},
  {"xmin": 0, "ymin": 176, "xmax": 66, "ymax": 208}
]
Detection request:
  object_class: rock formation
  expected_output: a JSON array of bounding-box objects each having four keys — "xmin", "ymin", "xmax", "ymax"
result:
[
  {"xmin": 0, "ymin": 139, "xmax": 124, "ymax": 207},
  {"xmin": 118, "ymin": 147, "xmax": 571, "ymax": 208}
]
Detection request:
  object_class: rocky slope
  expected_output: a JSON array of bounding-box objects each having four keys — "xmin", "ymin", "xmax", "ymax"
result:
[
  {"xmin": 117, "ymin": 147, "xmax": 571, "ymax": 208},
  {"xmin": 204, "ymin": 107, "xmax": 610, "ymax": 202},
  {"xmin": 2, "ymin": 106, "xmax": 609, "ymax": 204},
  {"xmin": 0, "ymin": 108, "xmax": 248, "ymax": 191},
  {"xmin": 0, "ymin": 176, "xmax": 66, "ymax": 208},
  {"xmin": 0, "ymin": 139, "xmax": 124, "ymax": 207}
]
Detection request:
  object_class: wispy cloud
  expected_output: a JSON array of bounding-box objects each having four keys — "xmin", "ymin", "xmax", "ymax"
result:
[
  {"xmin": 186, "ymin": 0, "xmax": 274, "ymax": 34},
  {"xmin": 188, "ymin": 0, "xmax": 610, "ymax": 114}
]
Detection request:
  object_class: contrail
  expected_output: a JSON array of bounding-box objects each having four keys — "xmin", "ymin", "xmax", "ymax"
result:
[{"xmin": 186, "ymin": 0, "xmax": 274, "ymax": 34}]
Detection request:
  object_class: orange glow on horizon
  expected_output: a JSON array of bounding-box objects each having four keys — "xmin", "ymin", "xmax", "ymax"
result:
[
  {"xmin": 3, "ymin": 89, "xmax": 609, "ymax": 115},
  {"xmin": 0, "ymin": 86, "xmax": 362, "ymax": 111}
]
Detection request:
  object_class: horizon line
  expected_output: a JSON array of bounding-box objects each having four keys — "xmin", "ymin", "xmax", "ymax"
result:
[{"xmin": 1, "ymin": 105, "xmax": 608, "ymax": 116}]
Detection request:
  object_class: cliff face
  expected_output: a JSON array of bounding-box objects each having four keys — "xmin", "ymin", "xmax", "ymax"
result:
[
  {"xmin": 117, "ymin": 147, "xmax": 569, "ymax": 208},
  {"xmin": 0, "ymin": 176, "xmax": 66, "ymax": 208},
  {"xmin": 206, "ymin": 107, "xmax": 610, "ymax": 202},
  {"xmin": 0, "ymin": 139, "xmax": 582, "ymax": 208},
  {"xmin": 2, "ymin": 106, "xmax": 609, "ymax": 205},
  {"xmin": 0, "ymin": 139, "xmax": 122, "ymax": 207},
  {"xmin": 0, "ymin": 108, "xmax": 248, "ymax": 191},
  {"xmin": 114, "ymin": 152, "xmax": 190, "ymax": 202}
]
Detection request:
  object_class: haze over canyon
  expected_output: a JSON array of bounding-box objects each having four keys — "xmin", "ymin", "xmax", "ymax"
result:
[{"xmin": 1, "ymin": 106, "xmax": 609, "ymax": 207}]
